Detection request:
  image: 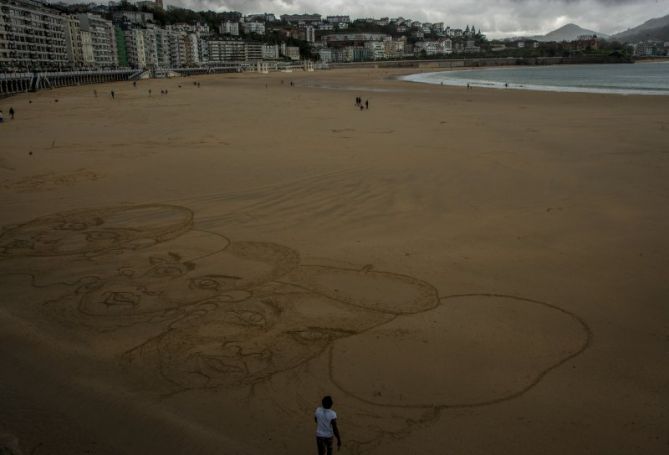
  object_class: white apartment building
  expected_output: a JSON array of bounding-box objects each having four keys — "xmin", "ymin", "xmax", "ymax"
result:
[
  {"xmin": 112, "ymin": 10, "xmax": 154, "ymax": 25},
  {"xmin": 281, "ymin": 44, "xmax": 300, "ymax": 60},
  {"xmin": 261, "ymin": 43, "xmax": 278, "ymax": 59},
  {"xmin": 141, "ymin": 27, "xmax": 158, "ymax": 67},
  {"xmin": 242, "ymin": 21, "xmax": 265, "ymax": 35},
  {"xmin": 153, "ymin": 26, "xmax": 173, "ymax": 67},
  {"xmin": 383, "ymin": 38, "xmax": 405, "ymax": 59},
  {"xmin": 64, "ymin": 16, "xmax": 88, "ymax": 66},
  {"xmin": 318, "ymin": 47, "xmax": 332, "ymax": 62},
  {"xmin": 304, "ymin": 25, "xmax": 315, "ymax": 43},
  {"xmin": 326, "ymin": 16, "xmax": 350, "ymax": 24},
  {"xmin": 364, "ymin": 41, "xmax": 385, "ymax": 59},
  {"xmin": 124, "ymin": 28, "xmax": 146, "ymax": 68},
  {"xmin": 0, "ymin": 0, "xmax": 69, "ymax": 70},
  {"xmin": 77, "ymin": 14, "xmax": 117, "ymax": 67},
  {"xmin": 206, "ymin": 39, "xmax": 246, "ymax": 62},
  {"xmin": 218, "ymin": 21, "xmax": 239, "ymax": 36}
]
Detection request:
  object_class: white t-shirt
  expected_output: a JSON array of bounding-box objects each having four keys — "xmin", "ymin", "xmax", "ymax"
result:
[{"xmin": 315, "ymin": 406, "xmax": 337, "ymax": 438}]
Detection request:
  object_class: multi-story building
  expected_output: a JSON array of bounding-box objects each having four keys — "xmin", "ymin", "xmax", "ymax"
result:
[
  {"xmin": 123, "ymin": 27, "xmax": 146, "ymax": 68},
  {"xmin": 322, "ymin": 33, "xmax": 389, "ymax": 46},
  {"xmin": 78, "ymin": 14, "xmax": 117, "ymax": 67},
  {"xmin": 219, "ymin": 21, "xmax": 239, "ymax": 36},
  {"xmin": 326, "ymin": 16, "xmax": 350, "ymax": 24},
  {"xmin": 318, "ymin": 47, "xmax": 332, "ymax": 62},
  {"xmin": 64, "ymin": 15, "xmax": 87, "ymax": 66},
  {"xmin": 364, "ymin": 41, "xmax": 385, "ymax": 59},
  {"xmin": 261, "ymin": 43, "xmax": 279, "ymax": 59},
  {"xmin": 281, "ymin": 44, "xmax": 300, "ymax": 60},
  {"xmin": 0, "ymin": 0, "xmax": 69, "ymax": 70},
  {"xmin": 153, "ymin": 26, "xmax": 172, "ymax": 67},
  {"xmin": 206, "ymin": 39, "xmax": 246, "ymax": 62},
  {"xmin": 304, "ymin": 25, "xmax": 315, "ymax": 43},
  {"xmin": 280, "ymin": 14, "xmax": 321, "ymax": 25},
  {"xmin": 141, "ymin": 26, "xmax": 158, "ymax": 67},
  {"xmin": 112, "ymin": 11, "xmax": 154, "ymax": 25},
  {"xmin": 383, "ymin": 38, "xmax": 405, "ymax": 59},
  {"xmin": 242, "ymin": 21, "xmax": 265, "ymax": 35}
]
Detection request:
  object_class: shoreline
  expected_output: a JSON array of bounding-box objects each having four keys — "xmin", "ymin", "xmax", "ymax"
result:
[{"xmin": 400, "ymin": 62, "xmax": 669, "ymax": 96}]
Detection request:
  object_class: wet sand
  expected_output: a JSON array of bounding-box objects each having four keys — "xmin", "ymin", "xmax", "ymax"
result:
[{"xmin": 0, "ymin": 68, "xmax": 667, "ymax": 454}]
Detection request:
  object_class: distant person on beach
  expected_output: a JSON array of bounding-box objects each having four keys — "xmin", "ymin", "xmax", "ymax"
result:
[
  {"xmin": 133, "ymin": 81, "xmax": 136, "ymax": 87},
  {"xmin": 0, "ymin": 110, "xmax": 3, "ymax": 123},
  {"xmin": 111, "ymin": 90, "xmax": 115, "ymax": 99},
  {"xmin": 148, "ymin": 89, "xmax": 152, "ymax": 96},
  {"xmin": 365, "ymin": 100, "xmax": 369, "ymax": 109},
  {"xmin": 315, "ymin": 396, "xmax": 341, "ymax": 455},
  {"xmin": 94, "ymin": 89, "xmax": 97, "ymax": 97},
  {"xmin": 9, "ymin": 107, "xmax": 15, "ymax": 119}
]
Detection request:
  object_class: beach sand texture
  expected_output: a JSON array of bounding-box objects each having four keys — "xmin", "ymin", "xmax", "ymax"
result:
[{"xmin": 0, "ymin": 68, "xmax": 667, "ymax": 454}]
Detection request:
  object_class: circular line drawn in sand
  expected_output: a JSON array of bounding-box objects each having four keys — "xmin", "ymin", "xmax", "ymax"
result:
[
  {"xmin": 329, "ymin": 293, "xmax": 592, "ymax": 409},
  {"xmin": 0, "ymin": 204, "xmax": 193, "ymax": 258}
]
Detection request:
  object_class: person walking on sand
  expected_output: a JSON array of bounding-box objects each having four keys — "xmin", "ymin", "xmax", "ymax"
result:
[
  {"xmin": 0, "ymin": 110, "xmax": 3, "ymax": 123},
  {"xmin": 9, "ymin": 107, "xmax": 15, "ymax": 119},
  {"xmin": 315, "ymin": 396, "xmax": 341, "ymax": 455},
  {"xmin": 111, "ymin": 90, "xmax": 115, "ymax": 99},
  {"xmin": 365, "ymin": 100, "xmax": 368, "ymax": 109}
]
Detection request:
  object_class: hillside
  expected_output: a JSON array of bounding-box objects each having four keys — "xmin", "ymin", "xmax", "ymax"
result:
[
  {"xmin": 533, "ymin": 23, "xmax": 608, "ymax": 42},
  {"xmin": 613, "ymin": 14, "xmax": 669, "ymax": 42}
]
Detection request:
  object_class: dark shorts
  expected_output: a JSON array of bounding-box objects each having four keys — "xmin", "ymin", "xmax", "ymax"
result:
[{"xmin": 316, "ymin": 436, "xmax": 333, "ymax": 455}]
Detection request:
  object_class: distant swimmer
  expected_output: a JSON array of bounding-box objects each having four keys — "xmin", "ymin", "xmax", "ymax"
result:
[
  {"xmin": 9, "ymin": 107, "xmax": 15, "ymax": 119},
  {"xmin": 314, "ymin": 396, "xmax": 342, "ymax": 455}
]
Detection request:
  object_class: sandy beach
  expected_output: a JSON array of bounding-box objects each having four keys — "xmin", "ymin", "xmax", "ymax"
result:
[{"xmin": 0, "ymin": 67, "xmax": 667, "ymax": 454}]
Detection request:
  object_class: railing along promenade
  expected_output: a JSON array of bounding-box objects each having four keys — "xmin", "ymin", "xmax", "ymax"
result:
[
  {"xmin": 0, "ymin": 69, "xmax": 142, "ymax": 97},
  {"xmin": 0, "ymin": 60, "xmax": 315, "ymax": 97}
]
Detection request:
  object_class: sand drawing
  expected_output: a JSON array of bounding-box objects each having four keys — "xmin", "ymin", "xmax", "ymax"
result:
[
  {"xmin": 0, "ymin": 169, "xmax": 102, "ymax": 193},
  {"xmin": 0, "ymin": 204, "xmax": 593, "ymax": 453},
  {"xmin": 0, "ymin": 204, "xmax": 193, "ymax": 258}
]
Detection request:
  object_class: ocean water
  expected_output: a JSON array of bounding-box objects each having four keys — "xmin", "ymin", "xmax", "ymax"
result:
[{"xmin": 401, "ymin": 62, "xmax": 669, "ymax": 95}]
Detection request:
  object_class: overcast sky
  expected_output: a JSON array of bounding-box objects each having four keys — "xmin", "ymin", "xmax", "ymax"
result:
[{"xmin": 81, "ymin": 0, "xmax": 669, "ymax": 38}]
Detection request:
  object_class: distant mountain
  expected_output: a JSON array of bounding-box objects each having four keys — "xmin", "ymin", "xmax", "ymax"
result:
[
  {"xmin": 612, "ymin": 14, "xmax": 669, "ymax": 42},
  {"xmin": 532, "ymin": 23, "xmax": 609, "ymax": 42}
]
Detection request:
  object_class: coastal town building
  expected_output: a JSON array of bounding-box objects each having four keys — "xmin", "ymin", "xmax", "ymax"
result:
[
  {"xmin": 0, "ymin": 0, "xmax": 69, "ymax": 70},
  {"xmin": 326, "ymin": 16, "xmax": 350, "ymax": 24},
  {"xmin": 219, "ymin": 21, "xmax": 239, "ymax": 36},
  {"xmin": 280, "ymin": 14, "xmax": 321, "ymax": 25},
  {"xmin": 77, "ymin": 13, "xmax": 117, "ymax": 67},
  {"xmin": 4, "ymin": 0, "xmax": 647, "ymax": 72},
  {"xmin": 242, "ymin": 21, "xmax": 265, "ymax": 35}
]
